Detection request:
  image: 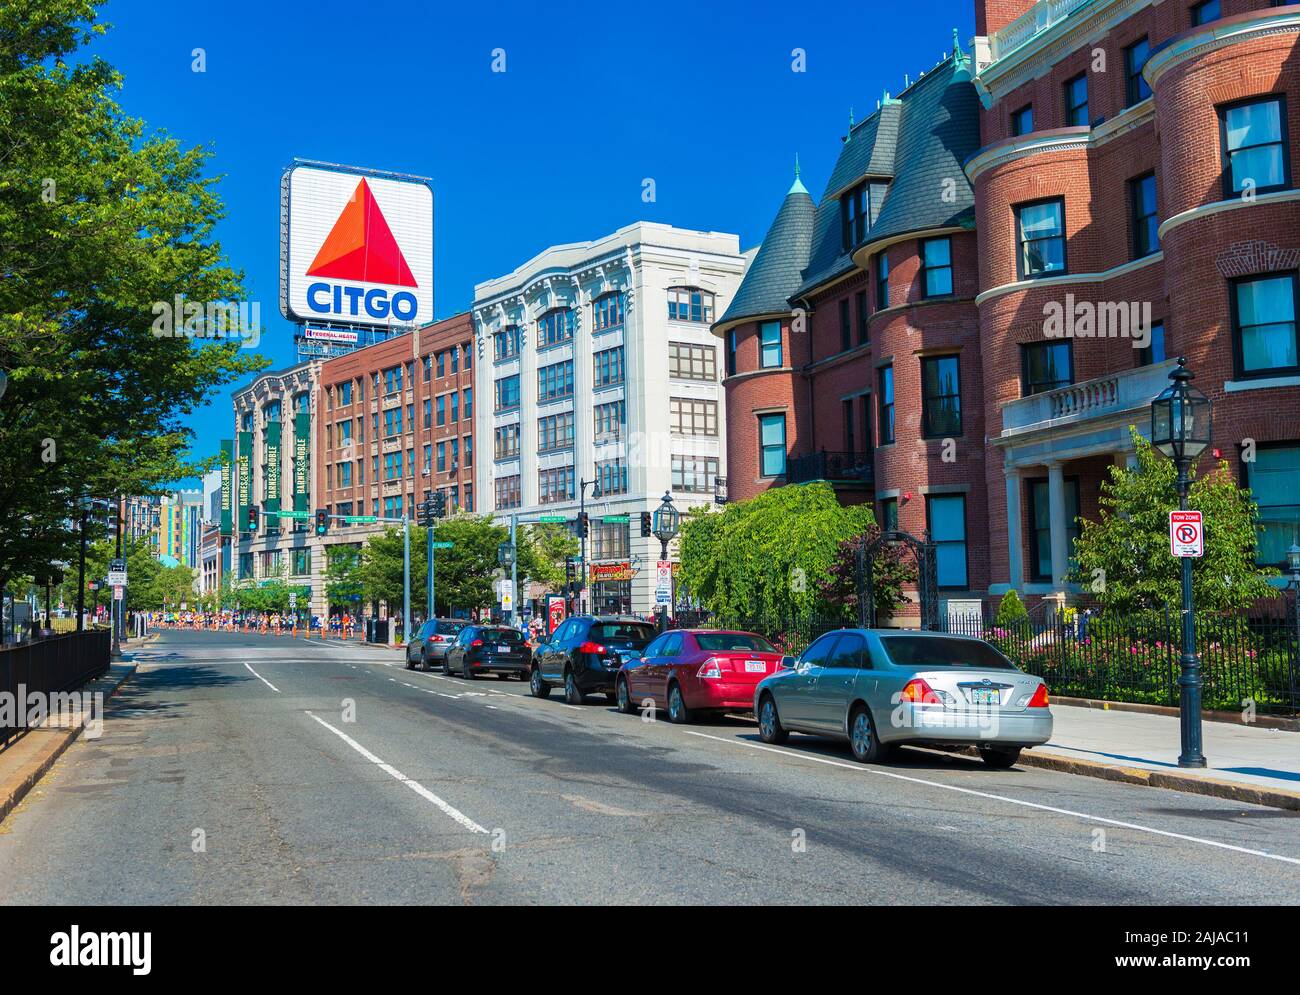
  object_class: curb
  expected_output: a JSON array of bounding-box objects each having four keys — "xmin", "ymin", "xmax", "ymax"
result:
[
  {"xmin": 1050, "ymin": 694, "xmax": 1300, "ymax": 732},
  {"xmin": 0, "ymin": 662, "xmax": 138, "ymax": 827},
  {"xmin": 948, "ymin": 744, "xmax": 1300, "ymax": 811}
]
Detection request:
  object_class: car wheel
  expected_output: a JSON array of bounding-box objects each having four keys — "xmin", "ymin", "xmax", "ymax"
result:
[
  {"xmin": 615, "ymin": 677, "xmax": 635, "ymax": 714},
  {"xmin": 419, "ymin": 651, "xmax": 429, "ymax": 672},
  {"xmin": 849, "ymin": 705, "xmax": 888, "ymax": 764},
  {"xmin": 530, "ymin": 666, "xmax": 550, "ymax": 699},
  {"xmin": 404, "ymin": 652, "xmax": 415, "ymax": 670},
  {"xmin": 563, "ymin": 669, "xmax": 585, "ymax": 705},
  {"xmin": 462, "ymin": 658, "xmax": 474, "ymax": 680},
  {"xmin": 758, "ymin": 694, "xmax": 788, "ymax": 745},
  {"xmin": 979, "ymin": 746, "xmax": 1022, "ymax": 769},
  {"xmin": 667, "ymin": 683, "xmax": 693, "ymax": 724},
  {"xmin": 441, "ymin": 655, "xmax": 451, "ymax": 676}
]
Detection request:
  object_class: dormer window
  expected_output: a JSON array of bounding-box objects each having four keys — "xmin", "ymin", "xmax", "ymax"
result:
[
  {"xmin": 840, "ymin": 181, "xmax": 869, "ymax": 251},
  {"xmin": 667, "ymin": 287, "xmax": 714, "ymax": 323}
]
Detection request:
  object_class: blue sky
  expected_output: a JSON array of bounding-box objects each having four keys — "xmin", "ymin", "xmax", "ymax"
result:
[{"xmin": 91, "ymin": 0, "xmax": 972, "ymax": 485}]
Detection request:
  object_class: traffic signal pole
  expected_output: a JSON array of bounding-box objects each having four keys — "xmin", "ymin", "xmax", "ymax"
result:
[
  {"xmin": 509, "ymin": 514, "xmax": 518, "ymax": 625},
  {"xmin": 403, "ymin": 517, "xmax": 410, "ymax": 646},
  {"xmin": 426, "ymin": 517, "xmax": 435, "ymax": 620}
]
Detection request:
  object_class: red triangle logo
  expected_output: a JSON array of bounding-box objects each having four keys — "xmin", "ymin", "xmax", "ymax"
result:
[{"xmin": 306, "ymin": 178, "xmax": 418, "ymax": 287}]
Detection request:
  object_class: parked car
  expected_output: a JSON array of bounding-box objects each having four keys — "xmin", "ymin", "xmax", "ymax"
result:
[
  {"xmin": 753, "ymin": 629, "xmax": 1052, "ymax": 767},
  {"xmin": 444, "ymin": 625, "xmax": 532, "ymax": 679},
  {"xmin": 530, "ymin": 616, "xmax": 657, "ymax": 704},
  {"xmin": 615, "ymin": 629, "xmax": 784, "ymax": 723},
  {"xmin": 406, "ymin": 618, "xmax": 467, "ymax": 671}
]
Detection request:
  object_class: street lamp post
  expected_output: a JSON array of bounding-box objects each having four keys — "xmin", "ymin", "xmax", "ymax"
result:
[
  {"xmin": 651, "ymin": 491, "xmax": 680, "ymax": 631},
  {"xmin": 1287, "ymin": 543, "xmax": 1300, "ymax": 657},
  {"xmin": 1150, "ymin": 357, "xmax": 1212, "ymax": 768}
]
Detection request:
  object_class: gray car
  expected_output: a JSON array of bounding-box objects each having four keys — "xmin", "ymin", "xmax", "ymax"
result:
[
  {"xmin": 406, "ymin": 618, "xmax": 468, "ymax": 671},
  {"xmin": 753, "ymin": 628, "xmax": 1052, "ymax": 768}
]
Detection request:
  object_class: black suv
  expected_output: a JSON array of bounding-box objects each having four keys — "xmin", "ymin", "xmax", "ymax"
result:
[
  {"xmin": 530, "ymin": 616, "xmax": 658, "ymax": 704},
  {"xmin": 444, "ymin": 625, "xmax": 532, "ymax": 679}
]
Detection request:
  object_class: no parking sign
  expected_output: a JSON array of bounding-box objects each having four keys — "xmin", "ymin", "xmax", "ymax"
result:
[{"xmin": 1169, "ymin": 510, "xmax": 1204, "ymax": 558}]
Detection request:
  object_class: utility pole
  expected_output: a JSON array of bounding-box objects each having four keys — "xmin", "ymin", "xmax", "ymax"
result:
[
  {"xmin": 426, "ymin": 513, "xmax": 435, "ymax": 620},
  {"xmin": 402, "ymin": 515, "xmax": 411, "ymax": 646},
  {"xmin": 111, "ymin": 493, "xmax": 123, "ymax": 658}
]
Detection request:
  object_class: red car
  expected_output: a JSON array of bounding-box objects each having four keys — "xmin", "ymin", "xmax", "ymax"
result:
[{"xmin": 615, "ymin": 629, "xmax": 787, "ymax": 723}]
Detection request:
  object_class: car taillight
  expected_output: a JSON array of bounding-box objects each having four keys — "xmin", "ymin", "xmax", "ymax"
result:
[
  {"xmin": 899, "ymin": 678, "xmax": 942, "ymax": 705},
  {"xmin": 431, "ymin": 634, "xmax": 446, "ymax": 643},
  {"xmin": 578, "ymin": 641, "xmax": 607, "ymax": 655},
  {"xmin": 470, "ymin": 639, "xmax": 483, "ymax": 648},
  {"xmin": 697, "ymin": 657, "xmax": 722, "ymax": 679},
  {"xmin": 1026, "ymin": 683, "xmax": 1050, "ymax": 708}
]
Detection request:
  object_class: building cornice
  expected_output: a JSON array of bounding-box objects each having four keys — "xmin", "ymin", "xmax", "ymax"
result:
[
  {"xmin": 1157, "ymin": 189, "xmax": 1300, "ymax": 240},
  {"xmin": 1143, "ymin": 8, "xmax": 1300, "ymax": 89},
  {"xmin": 976, "ymin": 251, "xmax": 1163, "ymax": 306}
]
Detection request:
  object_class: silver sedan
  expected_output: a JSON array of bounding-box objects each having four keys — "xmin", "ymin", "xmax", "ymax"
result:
[
  {"xmin": 753, "ymin": 628, "xmax": 1052, "ymax": 767},
  {"xmin": 405, "ymin": 618, "xmax": 468, "ymax": 671}
]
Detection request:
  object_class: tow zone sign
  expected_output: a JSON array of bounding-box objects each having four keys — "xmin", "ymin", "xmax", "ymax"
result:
[{"xmin": 1169, "ymin": 510, "xmax": 1204, "ymax": 558}]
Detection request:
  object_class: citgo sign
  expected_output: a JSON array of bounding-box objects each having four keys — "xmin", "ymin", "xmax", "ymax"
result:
[{"xmin": 280, "ymin": 162, "xmax": 433, "ymax": 329}]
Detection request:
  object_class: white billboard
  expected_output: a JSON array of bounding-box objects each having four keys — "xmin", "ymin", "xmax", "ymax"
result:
[{"xmin": 281, "ymin": 162, "xmax": 433, "ymax": 329}]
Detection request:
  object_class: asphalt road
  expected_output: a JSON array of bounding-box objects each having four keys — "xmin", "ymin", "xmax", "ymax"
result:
[{"xmin": 1, "ymin": 629, "xmax": 1297, "ymax": 905}]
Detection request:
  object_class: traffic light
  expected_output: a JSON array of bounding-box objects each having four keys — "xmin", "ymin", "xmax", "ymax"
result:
[
  {"xmin": 432, "ymin": 490, "xmax": 446, "ymax": 519},
  {"xmin": 418, "ymin": 496, "xmax": 434, "ymax": 528},
  {"xmin": 576, "ymin": 511, "xmax": 589, "ymax": 539},
  {"xmin": 640, "ymin": 511, "xmax": 652, "ymax": 537},
  {"xmin": 246, "ymin": 506, "xmax": 259, "ymax": 531},
  {"xmin": 315, "ymin": 509, "xmax": 329, "ymax": 536},
  {"xmin": 565, "ymin": 556, "xmax": 576, "ymax": 583}
]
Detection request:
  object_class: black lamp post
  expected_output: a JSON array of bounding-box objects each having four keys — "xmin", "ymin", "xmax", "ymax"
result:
[
  {"xmin": 1149, "ymin": 357, "xmax": 1212, "ymax": 768},
  {"xmin": 1287, "ymin": 543, "xmax": 1300, "ymax": 652},
  {"xmin": 651, "ymin": 492, "xmax": 680, "ymax": 629}
]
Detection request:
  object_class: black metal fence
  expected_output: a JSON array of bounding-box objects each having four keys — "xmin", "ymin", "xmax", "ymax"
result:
[
  {"xmin": 672, "ymin": 605, "xmax": 1300, "ymax": 717},
  {"xmin": 1, "ymin": 630, "xmax": 111, "ymax": 747}
]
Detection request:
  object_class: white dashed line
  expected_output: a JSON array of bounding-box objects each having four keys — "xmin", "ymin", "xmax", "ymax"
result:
[
  {"xmin": 306, "ymin": 711, "xmax": 488, "ymax": 834},
  {"xmin": 243, "ymin": 663, "xmax": 280, "ymax": 693}
]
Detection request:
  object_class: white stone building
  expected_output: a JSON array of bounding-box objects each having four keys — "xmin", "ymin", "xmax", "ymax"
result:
[{"xmin": 472, "ymin": 222, "xmax": 747, "ymax": 615}]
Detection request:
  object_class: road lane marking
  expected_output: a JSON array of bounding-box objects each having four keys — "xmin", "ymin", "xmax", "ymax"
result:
[
  {"xmin": 243, "ymin": 663, "xmax": 280, "ymax": 693},
  {"xmin": 683, "ymin": 731, "xmax": 1300, "ymax": 868},
  {"xmin": 305, "ymin": 711, "xmax": 488, "ymax": 834}
]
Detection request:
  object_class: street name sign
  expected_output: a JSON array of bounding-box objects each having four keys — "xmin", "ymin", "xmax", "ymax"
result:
[{"xmin": 1169, "ymin": 510, "xmax": 1204, "ymax": 558}]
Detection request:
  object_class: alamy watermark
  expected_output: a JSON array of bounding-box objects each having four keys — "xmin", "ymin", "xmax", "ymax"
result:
[
  {"xmin": 0, "ymin": 686, "xmax": 103, "ymax": 739},
  {"xmin": 1043, "ymin": 294, "xmax": 1153, "ymax": 351},
  {"xmin": 151, "ymin": 296, "xmax": 261, "ymax": 347}
]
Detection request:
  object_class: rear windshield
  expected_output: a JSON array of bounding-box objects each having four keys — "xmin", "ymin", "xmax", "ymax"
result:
[
  {"xmin": 695, "ymin": 633, "xmax": 777, "ymax": 653},
  {"xmin": 437, "ymin": 621, "xmax": 465, "ymax": 635},
  {"xmin": 591, "ymin": 623, "xmax": 656, "ymax": 642},
  {"xmin": 481, "ymin": 628, "xmax": 525, "ymax": 642},
  {"xmin": 879, "ymin": 635, "xmax": 1015, "ymax": 670}
]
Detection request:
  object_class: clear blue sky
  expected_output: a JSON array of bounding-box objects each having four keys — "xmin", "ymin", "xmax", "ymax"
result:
[{"xmin": 90, "ymin": 0, "xmax": 972, "ymax": 486}]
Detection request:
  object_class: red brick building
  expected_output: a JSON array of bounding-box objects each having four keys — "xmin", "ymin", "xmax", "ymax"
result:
[
  {"xmin": 315, "ymin": 312, "xmax": 476, "ymax": 605},
  {"xmin": 714, "ymin": 40, "xmax": 988, "ymax": 616},
  {"xmin": 970, "ymin": 0, "xmax": 1300, "ymax": 602},
  {"xmin": 717, "ymin": 1, "xmax": 1300, "ymax": 615}
]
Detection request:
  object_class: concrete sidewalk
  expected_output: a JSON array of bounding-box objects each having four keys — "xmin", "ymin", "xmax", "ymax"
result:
[{"xmin": 1022, "ymin": 702, "xmax": 1300, "ymax": 808}]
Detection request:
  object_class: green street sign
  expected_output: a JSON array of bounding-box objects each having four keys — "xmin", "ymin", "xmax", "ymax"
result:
[
  {"xmin": 537, "ymin": 514, "xmax": 566, "ymax": 523},
  {"xmin": 600, "ymin": 514, "xmax": 629, "ymax": 524},
  {"xmin": 279, "ymin": 510, "xmax": 310, "ymax": 520},
  {"xmin": 345, "ymin": 515, "xmax": 378, "ymax": 524},
  {"xmin": 432, "ymin": 541, "xmax": 454, "ymax": 549}
]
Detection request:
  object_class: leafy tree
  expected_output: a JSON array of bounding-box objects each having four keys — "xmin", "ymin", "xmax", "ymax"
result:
[
  {"xmin": 519, "ymin": 522, "xmax": 578, "ymax": 590},
  {"xmin": 678, "ymin": 482, "xmax": 878, "ymax": 625},
  {"xmin": 0, "ymin": 0, "xmax": 266, "ymax": 593},
  {"xmin": 324, "ymin": 544, "xmax": 365, "ymax": 611},
  {"xmin": 816, "ymin": 525, "xmax": 916, "ymax": 623},
  {"xmin": 1069, "ymin": 430, "xmax": 1278, "ymax": 613},
  {"xmin": 994, "ymin": 589, "xmax": 1029, "ymax": 626}
]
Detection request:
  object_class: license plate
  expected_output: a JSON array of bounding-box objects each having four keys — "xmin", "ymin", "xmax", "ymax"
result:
[
  {"xmin": 745, "ymin": 661, "xmax": 766, "ymax": 673},
  {"xmin": 970, "ymin": 688, "xmax": 1000, "ymax": 705},
  {"xmin": 497, "ymin": 644, "xmax": 511, "ymax": 653}
]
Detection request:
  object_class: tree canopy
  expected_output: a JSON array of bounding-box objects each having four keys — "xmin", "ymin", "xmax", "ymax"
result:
[{"xmin": 0, "ymin": 0, "xmax": 266, "ymax": 590}]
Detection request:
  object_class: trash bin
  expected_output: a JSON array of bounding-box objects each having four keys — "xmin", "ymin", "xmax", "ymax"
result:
[{"xmin": 367, "ymin": 618, "xmax": 389, "ymax": 644}]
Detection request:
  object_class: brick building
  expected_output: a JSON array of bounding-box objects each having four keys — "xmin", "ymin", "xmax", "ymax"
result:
[
  {"xmin": 969, "ymin": 0, "xmax": 1300, "ymax": 601},
  {"xmin": 716, "ymin": 0, "xmax": 1300, "ymax": 615},
  {"xmin": 715, "ymin": 40, "xmax": 987, "ymax": 616},
  {"xmin": 314, "ymin": 312, "xmax": 476, "ymax": 613}
]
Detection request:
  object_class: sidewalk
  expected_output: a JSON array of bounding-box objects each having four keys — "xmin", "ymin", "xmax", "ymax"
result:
[{"xmin": 1021, "ymin": 702, "xmax": 1300, "ymax": 809}]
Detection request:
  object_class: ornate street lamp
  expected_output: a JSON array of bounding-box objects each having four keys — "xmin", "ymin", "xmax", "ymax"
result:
[
  {"xmin": 651, "ymin": 492, "xmax": 680, "ymax": 629},
  {"xmin": 1149, "ymin": 357, "xmax": 1212, "ymax": 768}
]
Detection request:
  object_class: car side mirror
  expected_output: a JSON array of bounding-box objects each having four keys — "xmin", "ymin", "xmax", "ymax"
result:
[{"xmin": 780, "ymin": 655, "xmax": 796, "ymax": 670}]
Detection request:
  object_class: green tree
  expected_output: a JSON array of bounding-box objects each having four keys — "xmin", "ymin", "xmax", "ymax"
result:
[
  {"xmin": 994, "ymin": 589, "xmax": 1029, "ymax": 626},
  {"xmin": 517, "ymin": 522, "xmax": 578, "ymax": 591},
  {"xmin": 324, "ymin": 544, "xmax": 365, "ymax": 611},
  {"xmin": 1069, "ymin": 430, "xmax": 1278, "ymax": 613},
  {"xmin": 816, "ymin": 526, "xmax": 916, "ymax": 624},
  {"xmin": 678, "ymin": 482, "xmax": 878, "ymax": 625},
  {"xmin": 0, "ymin": 0, "xmax": 266, "ymax": 593}
]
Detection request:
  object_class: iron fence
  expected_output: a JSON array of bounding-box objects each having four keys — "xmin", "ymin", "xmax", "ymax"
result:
[
  {"xmin": 679, "ymin": 605, "xmax": 1299, "ymax": 717},
  {"xmin": 1, "ymin": 630, "xmax": 111, "ymax": 747}
]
